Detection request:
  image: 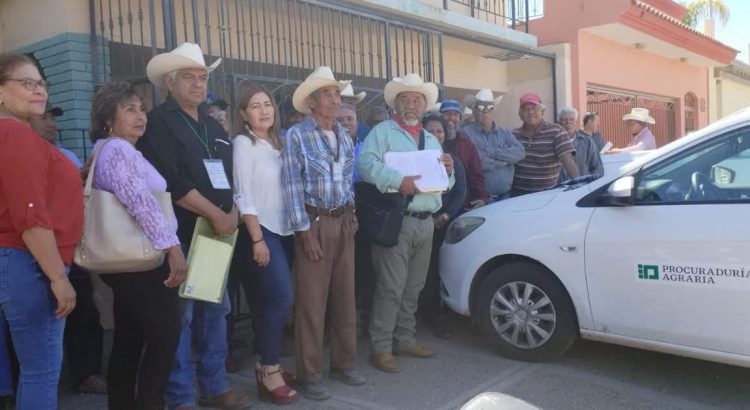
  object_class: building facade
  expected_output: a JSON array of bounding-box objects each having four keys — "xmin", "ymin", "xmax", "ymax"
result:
[
  {"xmin": 526, "ymin": 0, "xmax": 737, "ymax": 148},
  {"xmin": 1, "ymin": 0, "xmax": 556, "ymax": 159},
  {"xmin": 711, "ymin": 59, "xmax": 750, "ymax": 122}
]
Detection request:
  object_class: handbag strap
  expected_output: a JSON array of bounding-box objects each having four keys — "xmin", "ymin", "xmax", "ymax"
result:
[{"xmin": 82, "ymin": 137, "xmax": 123, "ymax": 197}]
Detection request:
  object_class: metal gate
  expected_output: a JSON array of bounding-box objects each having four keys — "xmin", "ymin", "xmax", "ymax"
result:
[
  {"xmin": 586, "ymin": 87, "xmax": 677, "ymax": 149},
  {"xmin": 90, "ymin": 0, "xmax": 444, "ymax": 114}
]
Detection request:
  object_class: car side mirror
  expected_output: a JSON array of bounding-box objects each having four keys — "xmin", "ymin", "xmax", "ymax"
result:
[
  {"xmin": 711, "ymin": 165, "xmax": 735, "ymax": 184},
  {"xmin": 599, "ymin": 176, "xmax": 635, "ymax": 206}
]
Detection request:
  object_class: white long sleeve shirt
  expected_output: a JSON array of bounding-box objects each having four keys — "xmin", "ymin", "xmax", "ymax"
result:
[{"xmin": 232, "ymin": 133, "xmax": 292, "ymax": 236}]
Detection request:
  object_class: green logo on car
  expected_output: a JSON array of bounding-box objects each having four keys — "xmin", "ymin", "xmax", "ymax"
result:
[{"xmin": 638, "ymin": 264, "xmax": 659, "ymax": 280}]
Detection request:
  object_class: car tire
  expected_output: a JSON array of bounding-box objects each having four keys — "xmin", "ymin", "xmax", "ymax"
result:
[{"xmin": 475, "ymin": 261, "xmax": 578, "ymax": 362}]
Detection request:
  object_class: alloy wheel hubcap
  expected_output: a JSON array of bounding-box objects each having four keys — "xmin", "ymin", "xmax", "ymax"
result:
[{"xmin": 489, "ymin": 281, "xmax": 556, "ymax": 349}]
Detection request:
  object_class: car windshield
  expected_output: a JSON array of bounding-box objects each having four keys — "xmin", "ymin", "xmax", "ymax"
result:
[{"xmin": 552, "ymin": 174, "xmax": 602, "ymax": 191}]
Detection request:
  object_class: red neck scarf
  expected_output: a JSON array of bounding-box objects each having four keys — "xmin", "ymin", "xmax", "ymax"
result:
[{"xmin": 392, "ymin": 113, "xmax": 423, "ymax": 138}]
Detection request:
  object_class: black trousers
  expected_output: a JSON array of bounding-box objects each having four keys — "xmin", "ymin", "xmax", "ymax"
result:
[
  {"xmin": 100, "ymin": 264, "xmax": 180, "ymax": 410},
  {"xmin": 354, "ymin": 231, "xmax": 376, "ymax": 320},
  {"xmin": 64, "ymin": 266, "xmax": 103, "ymax": 384},
  {"xmin": 418, "ymin": 227, "xmax": 447, "ymax": 321}
]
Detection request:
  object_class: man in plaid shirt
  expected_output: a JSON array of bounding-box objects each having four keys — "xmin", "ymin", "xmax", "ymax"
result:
[{"xmin": 281, "ymin": 66, "xmax": 366, "ymax": 401}]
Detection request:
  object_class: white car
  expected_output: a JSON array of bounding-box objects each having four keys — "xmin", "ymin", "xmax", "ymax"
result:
[{"xmin": 440, "ymin": 107, "xmax": 750, "ymax": 367}]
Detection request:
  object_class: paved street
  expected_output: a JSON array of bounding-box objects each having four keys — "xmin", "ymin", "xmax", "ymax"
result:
[{"xmin": 59, "ymin": 315, "xmax": 750, "ymax": 409}]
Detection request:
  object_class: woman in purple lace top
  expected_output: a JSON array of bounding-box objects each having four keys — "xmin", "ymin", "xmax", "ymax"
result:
[{"xmin": 89, "ymin": 82, "xmax": 187, "ymax": 410}]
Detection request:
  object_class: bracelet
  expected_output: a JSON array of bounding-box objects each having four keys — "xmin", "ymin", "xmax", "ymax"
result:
[{"xmin": 252, "ymin": 237, "xmax": 265, "ymax": 244}]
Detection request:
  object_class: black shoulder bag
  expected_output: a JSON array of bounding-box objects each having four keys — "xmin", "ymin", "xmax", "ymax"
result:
[{"xmin": 354, "ymin": 130, "xmax": 425, "ymax": 247}]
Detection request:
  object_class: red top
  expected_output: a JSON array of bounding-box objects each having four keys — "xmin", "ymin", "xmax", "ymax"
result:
[{"xmin": 0, "ymin": 118, "xmax": 84, "ymax": 264}]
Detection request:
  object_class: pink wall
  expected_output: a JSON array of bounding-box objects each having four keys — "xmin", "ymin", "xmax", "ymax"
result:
[
  {"xmin": 527, "ymin": 0, "xmax": 630, "ymax": 45},
  {"xmin": 576, "ymin": 30, "xmax": 709, "ymax": 138}
]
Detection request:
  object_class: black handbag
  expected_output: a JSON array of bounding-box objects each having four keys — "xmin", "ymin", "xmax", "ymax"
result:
[
  {"xmin": 354, "ymin": 130, "xmax": 425, "ymax": 247},
  {"xmin": 354, "ymin": 182, "xmax": 412, "ymax": 247}
]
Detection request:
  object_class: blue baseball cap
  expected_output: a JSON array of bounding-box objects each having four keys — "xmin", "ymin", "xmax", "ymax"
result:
[{"xmin": 440, "ymin": 99, "xmax": 461, "ymax": 114}]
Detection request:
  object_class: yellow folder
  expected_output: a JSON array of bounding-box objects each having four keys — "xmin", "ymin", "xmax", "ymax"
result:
[{"xmin": 179, "ymin": 216, "xmax": 238, "ymax": 304}]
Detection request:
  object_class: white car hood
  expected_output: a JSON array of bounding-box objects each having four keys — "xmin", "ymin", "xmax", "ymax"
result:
[{"xmin": 469, "ymin": 189, "xmax": 558, "ymax": 217}]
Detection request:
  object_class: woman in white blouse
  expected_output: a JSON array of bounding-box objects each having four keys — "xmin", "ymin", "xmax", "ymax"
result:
[{"xmin": 232, "ymin": 84, "xmax": 297, "ymax": 405}]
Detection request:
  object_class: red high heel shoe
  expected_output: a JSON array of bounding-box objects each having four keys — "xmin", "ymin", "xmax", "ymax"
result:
[{"xmin": 256, "ymin": 367, "xmax": 298, "ymax": 405}]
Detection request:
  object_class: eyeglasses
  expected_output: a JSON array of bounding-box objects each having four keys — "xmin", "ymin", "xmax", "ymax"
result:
[
  {"xmin": 7, "ymin": 78, "xmax": 49, "ymax": 91},
  {"xmin": 474, "ymin": 104, "xmax": 495, "ymax": 113}
]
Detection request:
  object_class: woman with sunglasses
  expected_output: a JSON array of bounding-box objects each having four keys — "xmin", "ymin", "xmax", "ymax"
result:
[{"xmin": 0, "ymin": 52, "xmax": 83, "ymax": 410}]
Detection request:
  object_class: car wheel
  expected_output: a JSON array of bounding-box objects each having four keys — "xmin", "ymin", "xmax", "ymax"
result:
[{"xmin": 475, "ymin": 261, "xmax": 578, "ymax": 361}]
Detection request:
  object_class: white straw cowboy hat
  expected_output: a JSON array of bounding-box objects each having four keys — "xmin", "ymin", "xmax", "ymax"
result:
[
  {"xmin": 341, "ymin": 84, "xmax": 366, "ymax": 104},
  {"xmin": 428, "ymin": 102, "xmax": 442, "ymax": 113},
  {"xmin": 292, "ymin": 66, "xmax": 350, "ymax": 114},
  {"xmin": 464, "ymin": 88, "xmax": 503, "ymax": 107},
  {"xmin": 146, "ymin": 43, "xmax": 221, "ymax": 89},
  {"xmin": 383, "ymin": 73, "xmax": 439, "ymax": 109},
  {"xmin": 622, "ymin": 107, "xmax": 656, "ymax": 124}
]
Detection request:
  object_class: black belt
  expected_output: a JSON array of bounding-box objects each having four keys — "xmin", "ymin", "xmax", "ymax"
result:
[
  {"xmin": 403, "ymin": 210, "xmax": 431, "ymax": 220},
  {"xmin": 305, "ymin": 204, "xmax": 351, "ymax": 219}
]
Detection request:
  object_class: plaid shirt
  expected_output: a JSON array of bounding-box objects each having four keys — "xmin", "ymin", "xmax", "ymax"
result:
[{"xmin": 281, "ymin": 118, "xmax": 355, "ymax": 231}]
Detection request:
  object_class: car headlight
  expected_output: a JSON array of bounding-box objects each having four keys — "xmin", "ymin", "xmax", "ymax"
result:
[{"xmin": 444, "ymin": 216, "xmax": 485, "ymax": 244}]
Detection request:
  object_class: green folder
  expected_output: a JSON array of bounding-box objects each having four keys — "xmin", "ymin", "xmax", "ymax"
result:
[{"xmin": 179, "ymin": 216, "xmax": 238, "ymax": 304}]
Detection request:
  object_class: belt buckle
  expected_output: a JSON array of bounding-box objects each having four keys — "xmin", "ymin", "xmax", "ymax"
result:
[{"xmin": 326, "ymin": 207, "xmax": 337, "ymax": 217}]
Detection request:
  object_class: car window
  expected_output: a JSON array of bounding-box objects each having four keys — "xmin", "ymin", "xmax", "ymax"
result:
[{"xmin": 635, "ymin": 127, "xmax": 750, "ymax": 204}]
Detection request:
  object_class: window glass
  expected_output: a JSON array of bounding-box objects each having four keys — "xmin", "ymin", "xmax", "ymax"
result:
[{"xmin": 635, "ymin": 128, "xmax": 750, "ymax": 204}]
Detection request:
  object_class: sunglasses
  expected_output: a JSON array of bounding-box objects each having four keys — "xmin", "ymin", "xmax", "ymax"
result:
[{"xmin": 474, "ymin": 104, "xmax": 495, "ymax": 113}]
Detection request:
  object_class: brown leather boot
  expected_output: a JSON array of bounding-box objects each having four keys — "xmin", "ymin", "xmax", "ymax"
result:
[
  {"xmin": 198, "ymin": 390, "xmax": 252, "ymax": 409},
  {"xmin": 395, "ymin": 343, "xmax": 436, "ymax": 358},
  {"xmin": 369, "ymin": 352, "xmax": 401, "ymax": 373}
]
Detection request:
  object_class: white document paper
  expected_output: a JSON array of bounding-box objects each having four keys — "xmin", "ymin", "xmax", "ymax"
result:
[
  {"xmin": 600, "ymin": 141, "xmax": 613, "ymax": 155},
  {"xmin": 384, "ymin": 149, "xmax": 449, "ymax": 193}
]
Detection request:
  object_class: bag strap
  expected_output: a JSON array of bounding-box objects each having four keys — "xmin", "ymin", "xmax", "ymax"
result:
[{"xmin": 82, "ymin": 137, "xmax": 122, "ymax": 197}]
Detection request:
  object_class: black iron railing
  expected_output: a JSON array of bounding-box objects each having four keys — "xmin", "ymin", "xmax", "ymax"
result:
[
  {"xmin": 91, "ymin": 0, "xmax": 444, "ymax": 113},
  {"xmin": 443, "ymin": 0, "xmax": 543, "ymax": 32}
]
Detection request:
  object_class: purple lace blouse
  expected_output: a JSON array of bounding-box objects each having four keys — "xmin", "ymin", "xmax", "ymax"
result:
[{"xmin": 93, "ymin": 138, "xmax": 179, "ymax": 250}]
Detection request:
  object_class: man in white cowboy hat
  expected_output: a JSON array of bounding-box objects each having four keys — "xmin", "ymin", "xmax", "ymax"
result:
[
  {"xmin": 609, "ymin": 107, "xmax": 657, "ymax": 153},
  {"xmin": 358, "ymin": 73, "xmax": 455, "ymax": 373},
  {"xmin": 511, "ymin": 93, "xmax": 579, "ymax": 196},
  {"xmin": 137, "ymin": 43, "xmax": 250, "ymax": 410},
  {"xmin": 462, "ymin": 88, "xmax": 525, "ymax": 201},
  {"xmin": 340, "ymin": 83, "xmax": 372, "ymax": 143},
  {"xmin": 280, "ymin": 66, "xmax": 366, "ymax": 400},
  {"xmin": 439, "ymin": 99, "xmax": 489, "ymax": 209}
]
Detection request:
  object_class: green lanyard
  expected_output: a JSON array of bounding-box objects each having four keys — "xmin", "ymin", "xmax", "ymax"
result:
[{"xmin": 178, "ymin": 112, "xmax": 212, "ymax": 158}]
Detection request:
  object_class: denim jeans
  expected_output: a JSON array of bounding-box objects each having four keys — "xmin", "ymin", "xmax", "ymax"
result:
[
  {"xmin": 0, "ymin": 247, "xmax": 66, "ymax": 410},
  {"xmin": 165, "ymin": 282, "xmax": 231, "ymax": 409},
  {"xmin": 254, "ymin": 228, "xmax": 293, "ymax": 365}
]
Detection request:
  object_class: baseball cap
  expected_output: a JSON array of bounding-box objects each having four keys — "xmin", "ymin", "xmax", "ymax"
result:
[
  {"xmin": 206, "ymin": 91, "xmax": 229, "ymax": 110},
  {"xmin": 519, "ymin": 93, "xmax": 543, "ymax": 107},
  {"xmin": 45, "ymin": 105, "xmax": 64, "ymax": 117},
  {"xmin": 439, "ymin": 99, "xmax": 462, "ymax": 114}
]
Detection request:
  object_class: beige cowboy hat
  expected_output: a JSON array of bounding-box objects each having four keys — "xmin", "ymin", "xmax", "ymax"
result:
[
  {"xmin": 622, "ymin": 107, "xmax": 655, "ymax": 124},
  {"xmin": 341, "ymin": 84, "xmax": 366, "ymax": 104},
  {"xmin": 146, "ymin": 43, "xmax": 221, "ymax": 89},
  {"xmin": 464, "ymin": 88, "xmax": 503, "ymax": 107},
  {"xmin": 292, "ymin": 66, "xmax": 350, "ymax": 114},
  {"xmin": 383, "ymin": 73, "xmax": 439, "ymax": 109}
]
